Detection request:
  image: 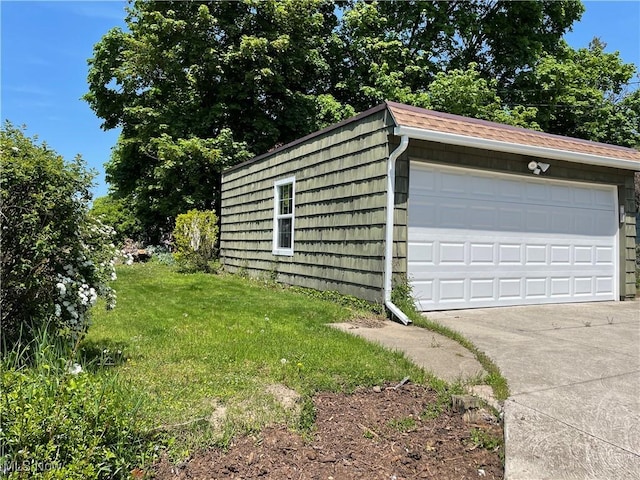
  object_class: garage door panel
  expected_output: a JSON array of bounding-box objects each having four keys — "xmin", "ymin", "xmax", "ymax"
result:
[
  {"xmin": 470, "ymin": 243, "xmax": 494, "ymax": 264},
  {"xmin": 574, "ymin": 246, "xmax": 593, "ymax": 264},
  {"xmin": 596, "ymin": 277, "xmax": 614, "ymax": 294},
  {"xmin": 470, "ymin": 279, "xmax": 495, "ymax": 299},
  {"xmin": 525, "ymin": 245, "xmax": 547, "ymax": 263},
  {"xmin": 550, "ymin": 277, "xmax": 571, "ymax": 296},
  {"xmin": 596, "ymin": 247, "xmax": 614, "ymax": 264},
  {"xmin": 550, "ymin": 245, "xmax": 571, "ymax": 264},
  {"xmin": 440, "ymin": 279, "xmax": 466, "ymax": 301},
  {"xmin": 525, "ymin": 278, "xmax": 547, "ymax": 298},
  {"xmin": 499, "ymin": 244, "xmax": 522, "ymax": 264},
  {"xmin": 499, "ymin": 278, "xmax": 522, "ymax": 299},
  {"xmin": 574, "ymin": 277, "xmax": 594, "ymax": 296},
  {"xmin": 408, "ymin": 162, "xmax": 618, "ymax": 310}
]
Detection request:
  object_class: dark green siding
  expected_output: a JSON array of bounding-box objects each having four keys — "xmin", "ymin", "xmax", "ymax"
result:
[{"xmin": 220, "ymin": 110, "xmax": 394, "ymax": 302}]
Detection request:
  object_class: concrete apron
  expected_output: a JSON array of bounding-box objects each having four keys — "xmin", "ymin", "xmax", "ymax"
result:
[
  {"xmin": 331, "ymin": 321, "xmax": 485, "ymax": 384},
  {"xmin": 427, "ymin": 301, "xmax": 640, "ymax": 480}
]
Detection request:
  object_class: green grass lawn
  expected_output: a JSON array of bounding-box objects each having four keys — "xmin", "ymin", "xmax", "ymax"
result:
[{"xmin": 84, "ymin": 263, "xmax": 430, "ymax": 453}]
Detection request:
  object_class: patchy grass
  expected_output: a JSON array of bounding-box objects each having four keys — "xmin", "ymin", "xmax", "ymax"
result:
[
  {"xmin": 392, "ymin": 279, "xmax": 510, "ymax": 401},
  {"xmin": 85, "ymin": 263, "xmax": 427, "ymax": 455},
  {"xmin": 410, "ymin": 316, "xmax": 510, "ymax": 401}
]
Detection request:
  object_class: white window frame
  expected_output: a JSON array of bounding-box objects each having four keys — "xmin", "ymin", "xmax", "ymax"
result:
[{"xmin": 272, "ymin": 176, "xmax": 295, "ymax": 256}]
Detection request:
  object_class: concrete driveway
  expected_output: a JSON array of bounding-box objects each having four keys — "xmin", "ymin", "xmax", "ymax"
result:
[{"xmin": 427, "ymin": 301, "xmax": 640, "ymax": 480}]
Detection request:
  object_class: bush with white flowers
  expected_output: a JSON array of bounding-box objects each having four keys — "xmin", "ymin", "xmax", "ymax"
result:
[{"xmin": 1, "ymin": 122, "xmax": 117, "ymax": 354}]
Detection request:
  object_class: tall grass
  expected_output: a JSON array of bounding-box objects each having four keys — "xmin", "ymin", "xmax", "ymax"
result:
[{"xmin": 1, "ymin": 327, "xmax": 162, "ymax": 479}]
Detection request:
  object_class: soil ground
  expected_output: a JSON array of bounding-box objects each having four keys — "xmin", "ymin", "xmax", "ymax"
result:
[{"xmin": 154, "ymin": 383, "xmax": 504, "ymax": 479}]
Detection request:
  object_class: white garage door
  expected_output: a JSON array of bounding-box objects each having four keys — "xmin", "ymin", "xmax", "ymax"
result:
[{"xmin": 408, "ymin": 162, "xmax": 618, "ymax": 311}]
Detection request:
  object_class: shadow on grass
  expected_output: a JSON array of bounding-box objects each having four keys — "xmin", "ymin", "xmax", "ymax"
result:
[{"xmin": 79, "ymin": 339, "xmax": 130, "ymax": 372}]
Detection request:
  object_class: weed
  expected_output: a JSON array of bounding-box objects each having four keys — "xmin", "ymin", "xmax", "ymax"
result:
[
  {"xmin": 606, "ymin": 316, "xmax": 614, "ymax": 325},
  {"xmin": 363, "ymin": 429, "xmax": 375, "ymax": 439},
  {"xmin": 469, "ymin": 427, "xmax": 502, "ymax": 451},
  {"xmin": 237, "ymin": 260, "xmax": 249, "ymax": 278},
  {"xmin": 387, "ymin": 416, "xmax": 417, "ymax": 432},
  {"xmin": 297, "ymin": 398, "xmax": 317, "ymax": 434},
  {"xmin": 584, "ymin": 321, "xmax": 592, "ymax": 327},
  {"xmin": 289, "ymin": 286, "xmax": 385, "ymax": 315},
  {"xmin": 421, "ymin": 402, "xmax": 445, "ymax": 420}
]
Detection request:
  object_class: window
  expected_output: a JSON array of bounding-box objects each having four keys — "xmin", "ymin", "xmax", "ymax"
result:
[{"xmin": 273, "ymin": 177, "xmax": 295, "ymax": 255}]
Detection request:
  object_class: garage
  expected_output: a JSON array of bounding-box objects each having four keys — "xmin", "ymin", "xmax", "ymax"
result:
[
  {"xmin": 222, "ymin": 101, "xmax": 639, "ymax": 322},
  {"xmin": 408, "ymin": 161, "xmax": 618, "ymax": 311}
]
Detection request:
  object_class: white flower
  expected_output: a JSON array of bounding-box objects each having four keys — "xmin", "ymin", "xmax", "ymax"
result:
[
  {"xmin": 110, "ymin": 272, "xmax": 117, "ymax": 281},
  {"xmin": 67, "ymin": 362, "xmax": 83, "ymax": 375},
  {"xmin": 280, "ymin": 358, "xmax": 288, "ymax": 365},
  {"xmin": 54, "ymin": 304, "xmax": 62, "ymax": 317},
  {"xmin": 56, "ymin": 282, "xmax": 66, "ymax": 296}
]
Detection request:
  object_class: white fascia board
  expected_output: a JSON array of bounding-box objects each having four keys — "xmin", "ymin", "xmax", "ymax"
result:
[{"xmin": 394, "ymin": 126, "xmax": 640, "ymax": 171}]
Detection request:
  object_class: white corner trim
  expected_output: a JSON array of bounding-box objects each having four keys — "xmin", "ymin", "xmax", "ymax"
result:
[{"xmin": 394, "ymin": 126, "xmax": 640, "ymax": 171}]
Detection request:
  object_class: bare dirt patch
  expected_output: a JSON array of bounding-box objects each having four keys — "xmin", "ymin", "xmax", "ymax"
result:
[
  {"xmin": 340, "ymin": 316, "xmax": 387, "ymax": 328},
  {"xmin": 154, "ymin": 383, "xmax": 503, "ymax": 479}
]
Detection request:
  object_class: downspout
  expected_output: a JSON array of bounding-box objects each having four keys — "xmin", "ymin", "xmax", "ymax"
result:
[{"xmin": 384, "ymin": 135, "xmax": 411, "ymax": 325}]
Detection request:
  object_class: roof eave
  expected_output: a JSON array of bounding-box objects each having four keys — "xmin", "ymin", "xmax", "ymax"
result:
[{"xmin": 394, "ymin": 125, "xmax": 640, "ymax": 172}]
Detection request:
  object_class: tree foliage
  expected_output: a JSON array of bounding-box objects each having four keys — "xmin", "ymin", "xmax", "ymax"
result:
[
  {"xmin": 85, "ymin": 0, "xmax": 353, "ymax": 239},
  {"xmin": 513, "ymin": 39, "xmax": 640, "ymax": 147},
  {"xmin": 1, "ymin": 122, "xmax": 117, "ymax": 353},
  {"xmin": 85, "ymin": 0, "xmax": 640, "ymax": 241},
  {"xmin": 90, "ymin": 194, "xmax": 142, "ymax": 244},
  {"xmin": 330, "ymin": 0, "xmax": 584, "ymax": 111}
]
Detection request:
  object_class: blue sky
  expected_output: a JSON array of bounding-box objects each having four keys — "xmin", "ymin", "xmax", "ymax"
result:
[{"xmin": 2, "ymin": 1, "xmax": 639, "ymax": 200}]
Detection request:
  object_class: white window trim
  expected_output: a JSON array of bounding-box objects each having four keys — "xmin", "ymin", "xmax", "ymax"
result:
[{"xmin": 272, "ymin": 176, "xmax": 295, "ymax": 256}]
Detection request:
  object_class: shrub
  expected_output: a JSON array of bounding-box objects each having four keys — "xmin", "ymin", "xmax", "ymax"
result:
[
  {"xmin": 0, "ymin": 329, "xmax": 162, "ymax": 479},
  {"xmin": 0, "ymin": 122, "xmax": 117, "ymax": 354},
  {"xmin": 90, "ymin": 195, "xmax": 143, "ymax": 245},
  {"xmin": 172, "ymin": 209, "xmax": 219, "ymax": 272}
]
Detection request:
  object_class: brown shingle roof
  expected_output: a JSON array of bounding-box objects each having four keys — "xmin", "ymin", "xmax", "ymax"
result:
[{"xmin": 386, "ymin": 101, "xmax": 640, "ymax": 162}]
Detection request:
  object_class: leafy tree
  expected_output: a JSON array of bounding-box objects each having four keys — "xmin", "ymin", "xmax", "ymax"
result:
[
  {"xmin": 106, "ymin": 129, "xmax": 252, "ymax": 241},
  {"xmin": 90, "ymin": 194, "xmax": 143, "ymax": 244},
  {"xmin": 329, "ymin": 0, "xmax": 584, "ymax": 111},
  {"xmin": 417, "ymin": 65, "xmax": 540, "ymax": 128},
  {"xmin": 513, "ymin": 39, "xmax": 640, "ymax": 147},
  {"xmin": 1, "ymin": 123, "xmax": 117, "ymax": 353},
  {"xmin": 85, "ymin": 0, "xmax": 352, "ymax": 240}
]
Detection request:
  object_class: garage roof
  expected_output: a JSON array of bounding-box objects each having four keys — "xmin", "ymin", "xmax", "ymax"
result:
[{"xmin": 387, "ymin": 101, "xmax": 640, "ymax": 171}]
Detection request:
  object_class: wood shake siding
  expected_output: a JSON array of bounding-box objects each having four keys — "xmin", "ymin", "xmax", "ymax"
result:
[
  {"xmin": 220, "ymin": 109, "xmax": 394, "ymax": 302},
  {"xmin": 396, "ymin": 139, "xmax": 638, "ymax": 299}
]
